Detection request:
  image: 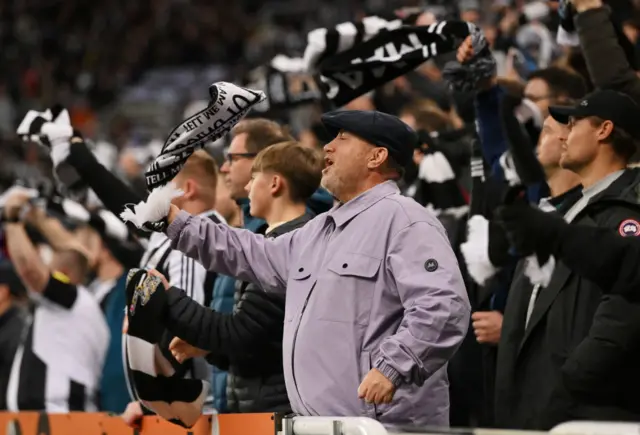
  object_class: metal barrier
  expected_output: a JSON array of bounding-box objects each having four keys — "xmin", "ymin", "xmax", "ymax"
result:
[{"xmin": 282, "ymin": 416, "xmax": 388, "ymax": 435}]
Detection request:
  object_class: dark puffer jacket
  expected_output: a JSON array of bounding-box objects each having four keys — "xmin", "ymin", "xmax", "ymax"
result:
[{"xmin": 162, "ymin": 213, "xmax": 314, "ymax": 413}]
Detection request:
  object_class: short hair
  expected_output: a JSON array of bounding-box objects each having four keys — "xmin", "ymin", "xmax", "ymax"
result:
[
  {"xmin": 57, "ymin": 248, "xmax": 90, "ymax": 283},
  {"xmin": 400, "ymin": 99, "xmax": 453, "ymax": 132},
  {"xmin": 527, "ymin": 67, "xmax": 587, "ymax": 102},
  {"xmin": 383, "ymin": 154, "xmax": 405, "ymax": 181},
  {"xmin": 588, "ymin": 116, "xmax": 638, "ymax": 162},
  {"xmin": 251, "ymin": 141, "xmax": 323, "ymax": 203},
  {"xmin": 231, "ymin": 119, "xmax": 294, "ymax": 154},
  {"xmin": 180, "ymin": 150, "xmax": 218, "ymax": 184}
]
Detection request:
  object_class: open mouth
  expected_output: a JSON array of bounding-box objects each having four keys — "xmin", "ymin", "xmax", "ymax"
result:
[{"xmin": 324, "ymin": 157, "xmax": 334, "ymax": 170}]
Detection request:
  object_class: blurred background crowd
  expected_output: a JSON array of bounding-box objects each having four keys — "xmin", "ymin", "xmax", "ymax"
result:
[{"xmin": 3, "ymin": 0, "xmax": 640, "ymax": 431}]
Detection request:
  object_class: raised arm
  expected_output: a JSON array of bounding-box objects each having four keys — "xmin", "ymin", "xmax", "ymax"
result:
[
  {"xmin": 27, "ymin": 205, "xmax": 93, "ymax": 264},
  {"xmin": 166, "ymin": 207, "xmax": 299, "ymax": 294},
  {"xmin": 574, "ymin": 0, "xmax": 640, "ymax": 102},
  {"xmin": 4, "ymin": 221, "xmax": 50, "ymax": 294}
]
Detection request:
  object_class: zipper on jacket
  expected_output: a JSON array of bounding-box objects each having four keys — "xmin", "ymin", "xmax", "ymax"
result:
[{"xmin": 290, "ymin": 282, "xmax": 316, "ymax": 410}]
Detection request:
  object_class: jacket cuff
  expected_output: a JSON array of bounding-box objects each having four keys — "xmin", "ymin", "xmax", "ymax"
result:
[
  {"xmin": 166, "ymin": 210, "xmax": 191, "ymax": 241},
  {"xmin": 374, "ymin": 358, "xmax": 404, "ymax": 387}
]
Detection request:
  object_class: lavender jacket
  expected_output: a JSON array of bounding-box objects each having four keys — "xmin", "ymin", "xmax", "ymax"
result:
[{"xmin": 167, "ymin": 181, "xmax": 470, "ymax": 426}]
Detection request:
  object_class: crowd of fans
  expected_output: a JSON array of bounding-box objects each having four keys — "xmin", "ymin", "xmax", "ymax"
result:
[{"xmin": 3, "ymin": 0, "xmax": 640, "ymax": 432}]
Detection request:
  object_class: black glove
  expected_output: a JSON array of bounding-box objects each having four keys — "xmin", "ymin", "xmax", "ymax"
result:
[
  {"xmin": 495, "ymin": 202, "xmax": 568, "ymax": 259},
  {"xmin": 488, "ymin": 219, "xmax": 511, "ymax": 267}
]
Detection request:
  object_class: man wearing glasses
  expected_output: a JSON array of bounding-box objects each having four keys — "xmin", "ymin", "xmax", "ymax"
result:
[{"xmin": 211, "ymin": 118, "xmax": 333, "ymax": 412}]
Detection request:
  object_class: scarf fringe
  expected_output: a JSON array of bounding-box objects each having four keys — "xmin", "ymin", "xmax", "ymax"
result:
[
  {"xmin": 120, "ymin": 183, "xmax": 184, "ymax": 229},
  {"xmin": 460, "ymin": 215, "xmax": 499, "ymax": 286}
]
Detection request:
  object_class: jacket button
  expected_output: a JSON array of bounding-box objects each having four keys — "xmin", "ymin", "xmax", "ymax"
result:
[
  {"xmin": 342, "ymin": 263, "xmax": 348, "ymax": 268},
  {"xmin": 298, "ymin": 267, "xmax": 304, "ymax": 272}
]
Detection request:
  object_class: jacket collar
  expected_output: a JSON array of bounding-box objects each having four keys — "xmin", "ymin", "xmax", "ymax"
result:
[
  {"xmin": 327, "ymin": 181, "xmax": 399, "ymax": 228},
  {"xmin": 267, "ymin": 212, "xmax": 314, "ymax": 238}
]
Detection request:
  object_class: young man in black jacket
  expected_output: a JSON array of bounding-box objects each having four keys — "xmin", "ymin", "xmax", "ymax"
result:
[
  {"xmin": 153, "ymin": 141, "xmax": 323, "ymax": 413},
  {"xmin": 494, "ymin": 90, "xmax": 640, "ymax": 430},
  {"xmin": 496, "ymin": 195, "xmax": 640, "ymax": 422}
]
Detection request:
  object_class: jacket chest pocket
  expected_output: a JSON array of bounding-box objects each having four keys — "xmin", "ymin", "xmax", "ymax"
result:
[{"xmin": 314, "ymin": 252, "xmax": 382, "ymax": 326}]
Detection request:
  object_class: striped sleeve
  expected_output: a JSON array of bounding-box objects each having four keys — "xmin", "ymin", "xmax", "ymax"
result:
[{"xmin": 165, "ymin": 250, "xmax": 206, "ymax": 305}]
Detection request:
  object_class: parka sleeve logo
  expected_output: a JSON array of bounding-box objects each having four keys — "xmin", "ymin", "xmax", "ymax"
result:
[{"xmin": 618, "ymin": 219, "xmax": 640, "ymax": 237}]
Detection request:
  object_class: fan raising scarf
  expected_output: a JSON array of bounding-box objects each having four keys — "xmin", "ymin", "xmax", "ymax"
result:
[
  {"xmin": 121, "ymin": 82, "xmax": 265, "ymax": 232},
  {"xmin": 124, "ymin": 268, "xmax": 208, "ymax": 428},
  {"xmin": 16, "ymin": 105, "xmax": 87, "ymax": 199},
  {"xmin": 250, "ymin": 17, "xmax": 473, "ymax": 109}
]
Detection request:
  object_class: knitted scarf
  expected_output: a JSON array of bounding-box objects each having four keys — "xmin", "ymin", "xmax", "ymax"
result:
[{"xmin": 124, "ymin": 268, "xmax": 208, "ymax": 428}]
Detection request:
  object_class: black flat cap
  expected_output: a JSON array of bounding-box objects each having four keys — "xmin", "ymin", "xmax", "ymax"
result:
[{"xmin": 321, "ymin": 110, "xmax": 418, "ymax": 168}]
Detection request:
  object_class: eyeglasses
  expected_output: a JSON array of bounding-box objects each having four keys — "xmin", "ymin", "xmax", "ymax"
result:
[{"xmin": 224, "ymin": 152, "xmax": 258, "ymax": 164}]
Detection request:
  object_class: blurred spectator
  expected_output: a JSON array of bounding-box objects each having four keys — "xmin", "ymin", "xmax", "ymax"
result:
[
  {"xmin": 0, "ymin": 261, "xmax": 27, "ymax": 410},
  {"xmin": 2, "ymin": 190, "xmax": 108, "ymax": 412}
]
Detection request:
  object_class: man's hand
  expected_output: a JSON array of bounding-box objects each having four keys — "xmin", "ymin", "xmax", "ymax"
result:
[
  {"xmin": 169, "ymin": 337, "xmax": 210, "ymax": 363},
  {"xmin": 570, "ymin": 0, "xmax": 603, "ymax": 13},
  {"xmin": 3, "ymin": 191, "xmax": 33, "ymax": 221},
  {"xmin": 472, "ymin": 311, "xmax": 503, "ymax": 344},
  {"xmin": 455, "ymin": 35, "xmax": 497, "ymax": 90},
  {"xmin": 357, "ymin": 368, "xmax": 396, "ymax": 404},
  {"xmin": 121, "ymin": 401, "xmax": 144, "ymax": 428},
  {"xmin": 456, "ymin": 36, "xmax": 474, "ymax": 64}
]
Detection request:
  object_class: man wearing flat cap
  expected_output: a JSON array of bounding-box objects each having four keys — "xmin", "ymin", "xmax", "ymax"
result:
[{"xmin": 161, "ymin": 110, "xmax": 470, "ymax": 426}]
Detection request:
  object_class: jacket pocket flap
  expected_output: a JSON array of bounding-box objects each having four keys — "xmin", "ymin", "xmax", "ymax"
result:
[
  {"xmin": 292, "ymin": 265, "xmax": 312, "ymax": 280},
  {"xmin": 328, "ymin": 252, "xmax": 382, "ymax": 278}
]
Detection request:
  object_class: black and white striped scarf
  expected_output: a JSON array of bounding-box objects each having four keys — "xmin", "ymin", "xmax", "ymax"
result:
[
  {"xmin": 252, "ymin": 17, "xmax": 473, "ymax": 109},
  {"xmin": 124, "ymin": 268, "xmax": 208, "ymax": 428},
  {"xmin": 411, "ymin": 130, "xmax": 469, "ymax": 218},
  {"xmin": 120, "ymin": 82, "xmax": 264, "ymax": 233},
  {"xmin": 144, "ymin": 82, "xmax": 265, "ymax": 192}
]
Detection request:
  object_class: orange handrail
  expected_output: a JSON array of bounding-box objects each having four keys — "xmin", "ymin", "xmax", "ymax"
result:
[{"xmin": 0, "ymin": 411, "xmax": 276, "ymax": 435}]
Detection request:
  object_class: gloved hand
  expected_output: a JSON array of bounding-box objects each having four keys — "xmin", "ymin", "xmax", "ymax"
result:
[
  {"xmin": 16, "ymin": 105, "xmax": 86, "ymax": 195},
  {"xmin": 495, "ymin": 202, "xmax": 568, "ymax": 259}
]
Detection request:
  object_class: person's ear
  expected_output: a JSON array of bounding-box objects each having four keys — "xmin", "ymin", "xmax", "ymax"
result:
[
  {"xmin": 596, "ymin": 120, "xmax": 614, "ymax": 142},
  {"xmin": 271, "ymin": 174, "xmax": 285, "ymax": 197},
  {"xmin": 367, "ymin": 147, "xmax": 389, "ymax": 170},
  {"xmin": 182, "ymin": 179, "xmax": 198, "ymax": 200}
]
